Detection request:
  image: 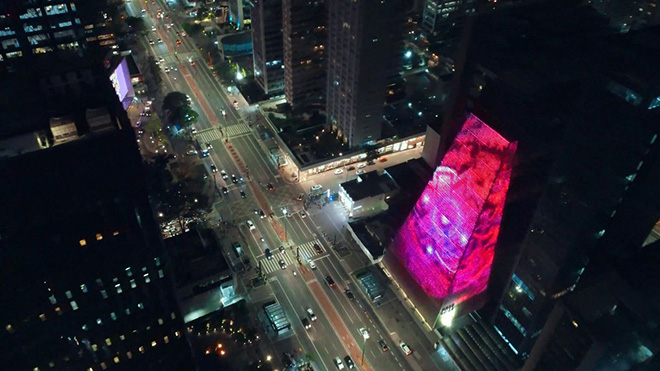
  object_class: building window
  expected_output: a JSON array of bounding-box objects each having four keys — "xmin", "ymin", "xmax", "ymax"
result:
[
  {"xmin": 45, "ymin": 4, "xmax": 68, "ymax": 16},
  {"xmin": 27, "ymin": 33, "xmax": 48, "ymax": 45},
  {"xmin": 115, "ymin": 284, "xmax": 122, "ymax": 294},
  {"xmin": 101, "ymin": 290, "xmax": 107, "ymax": 299},
  {"xmin": 95, "ymin": 233, "xmax": 103, "ymax": 241},
  {"xmin": 19, "ymin": 8, "xmax": 42, "ymax": 19},
  {"xmin": 79, "ymin": 239, "xmax": 87, "ymax": 246},
  {"xmin": 137, "ymin": 303, "xmax": 144, "ymax": 310},
  {"xmin": 48, "ymin": 295, "xmax": 57, "ymax": 304},
  {"xmin": 2, "ymin": 38, "xmax": 20, "ymax": 49},
  {"xmin": 65, "ymin": 291, "xmax": 72, "ymax": 299},
  {"xmin": 80, "ymin": 284, "xmax": 88, "ymax": 293},
  {"xmin": 105, "ymin": 338, "xmax": 112, "ymax": 346},
  {"xmin": 130, "ymin": 279, "xmax": 136, "ymax": 289},
  {"xmin": 158, "ymin": 269, "xmax": 164, "ymax": 278},
  {"xmin": 97, "ymin": 318, "xmax": 103, "ymax": 325},
  {"xmin": 110, "ymin": 312, "xmax": 117, "ymax": 321},
  {"xmin": 70, "ymin": 301, "xmax": 78, "ymax": 310},
  {"xmin": 125, "ymin": 267, "xmax": 133, "ymax": 277},
  {"xmin": 144, "ymin": 273, "xmax": 150, "ymax": 283}
]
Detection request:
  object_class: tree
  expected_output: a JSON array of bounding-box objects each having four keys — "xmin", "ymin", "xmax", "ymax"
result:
[
  {"xmin": 162, "ymin": 91, "xmax": 189, "ymax": 112},
  {"xmin": 171, "ymin": 106, "xmax": 199, "ymax": 128},
  {"xmin": 125, "ymin": 16, "xmax": 146, "ymax": 33},
  {"xmin": 147, "ymin": 56, "xmax": 162, "ymax": 85},
  {"xmin": 213, "ymin": 61, "xmax": 234, "ymax": 84}
]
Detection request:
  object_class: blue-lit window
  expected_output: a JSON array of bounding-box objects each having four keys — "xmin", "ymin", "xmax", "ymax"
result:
[
  {"xmin": 45, "ymin": 4, "xmax": 68, "ymax": 16},
  {"xmin": 19, "ymin": 8, "xmax": 42, "ymax": 19},
  {"xmin": 0, "ymin": 28, "xmax": 16, "ymax": 37},
  {"xmin": 512, "ymin": 274, "xmax": 535, "ymax": 300},
  {"xmin": 1, "ymin": 38, "xmax": 20, "ymax": 49},
  {"xmin": 648, "ymin": 96, "xmax": 660, "ymax": 110},
  {"xmin": 24, "ymin": 23, "xmax": 44, "ymax": 33}
]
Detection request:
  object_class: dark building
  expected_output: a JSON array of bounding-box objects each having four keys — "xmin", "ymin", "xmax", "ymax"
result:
[
  {"xmin": 326, "ymin": 0, "xmax": 408, "ymax": 148},
  {"xmin": 282, "ymin": 0, "xmax": 326, "ymax": 109},
  {"xmin": 251, "ymin": 0, "xmax": 284, "ymax": 95},
  {"xmin": 0, "ymin": 129, "xmax": 195, "ymax": 371}
]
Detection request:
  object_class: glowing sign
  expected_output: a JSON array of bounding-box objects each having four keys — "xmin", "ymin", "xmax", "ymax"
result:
[{"xmin": 391, "ymin": 114, "xmax": 517, "ymax": 300}]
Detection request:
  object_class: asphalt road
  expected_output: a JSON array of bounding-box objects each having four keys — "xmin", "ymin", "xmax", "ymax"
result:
[{"xmin": 127, "ymin": 1, "xmax": 441, "ymax": 370}]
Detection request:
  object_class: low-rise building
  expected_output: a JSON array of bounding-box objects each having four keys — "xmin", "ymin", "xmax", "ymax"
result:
[{"xmin": 338, "ymin": 170, "xmax": 399, "ymax": 219}]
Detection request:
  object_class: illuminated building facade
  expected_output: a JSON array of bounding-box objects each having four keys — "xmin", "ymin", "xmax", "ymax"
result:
[
  {"xmin": 391, "ymin": 114, "xmax": 516, "ymax": 315},
  {"xmin": 251, "ymin": 0, "xmax": 284, "ymax": 95}
]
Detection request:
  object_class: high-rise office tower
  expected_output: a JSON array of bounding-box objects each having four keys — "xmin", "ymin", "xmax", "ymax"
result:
[
  {"xmin": 326, "ymin": 0, "xmax": 407, "ymax": 148},
  {"xmin": 251, "ymin": 0, "xmax": 284, "ymax": 95},
  {"xmin": 282, "ymin": 0, "xmax": 326, "ymax": 109},
  {"xmin": 0, "ymin": 0, "xmax": 115, "ymax": 68},
  {"xmin": 421, "ymin": 0, "xmax": 477, "ymax": 37},
  {"xmin": 0, "ymin": 129, "xmax": 195, "ymax": 371}
]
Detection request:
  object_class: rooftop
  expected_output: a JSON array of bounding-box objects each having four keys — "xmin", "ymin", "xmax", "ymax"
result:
[
  {"xmin": 340, "ymin": 170, "xmax": 399, "ymax": 201},
  {"xmin": 165, "ymin": 229, "xmax": 230, "ymax": 287}
]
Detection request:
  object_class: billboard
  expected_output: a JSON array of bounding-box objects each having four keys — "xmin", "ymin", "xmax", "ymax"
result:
[
  {"xmin": 391, "ymin": 114, "xmax": 517, "ymax": 302},
  {"xmin": 109, "ymin": 58, "xmax": 134, "ymax": 109}
]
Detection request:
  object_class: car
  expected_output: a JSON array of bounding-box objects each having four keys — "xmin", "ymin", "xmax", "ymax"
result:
[
  {"xmin": 231, "ymin": 174, "xmax": 238, "ymax": 184},
  {"xmin": 164, "ymin": 66, "xmax": 170, "ymax": 73},
  {"xmin": 240, "ymin": 190, "xmax": 247, "ymax": 199},
  {"xmin": 279, "ymin": 260, "xmax": 287, "ymax": 269},
  {"xmin": 314, "ymin": 244, "xmax": 323, "ymax": 254},
  {"xmin": 347, "ymin": 166, "xmax": 355, "ymax": 171},
  {"xmin": 300, "ymin": 211, "xmax": 307, "ymax": 218},
  {"xmin": 296, "ymin": 194, "xmax": 304, "ymax": 201},
  {"xmin": 356, "ymin": 170, "xmax": 366, "ymax": 175},
  {"xmin": 148, "ymin": 39, "xmax": 155, "ymax": 45},
  {"xmin": 279, "ymin": 245, "xmax": 285, "ymax": 253},
  {"xmin": 345, "ymin": 289, "xmax": 355, "ymax": 300},
  {"xmin": 265, "ymin": 248, "xmax": 273, "ymax": 260},
  {"xmin": 190, "ymin": 60, "xmax": 196, "ymax": 66},
  {"xmin": 379, "ymin": 157, "xmax": 388, "ymax": 162},
  {"xmin": 302, "ymin": 317, "xmax": 311, "ymax": 329},
  {"xmin": 325, "ymin": 276, "xmax": 336, "ymax": 287},
  {"xmin": 190, "ymin": 127, "xmax": 197, "ymax": 134},
  {"xmin": 157, "ymin": 38, "xmax": 163, "ymax": 43},
  {"xmin": 176, "ymin": 39, "xmax": 182, "ymax": 45},
  {"xmin": 200, "ymin": 149, "xmax": 209, "ymax": 158},
  {"xmin": 210, "ymin": 164, "xmax": 217, "ymax": 173},
  {"xmin": 206, "ymin": 142, "xmax": 212, "ymax": 150},
  {"xmin": 399, "ymin": 342, "xmax": 412, "ymax": 356},
  {"xmin": 378, "ymin": 340, "xmax": 389, "ymax": 352},
  {"xmin": 233, "ymin": 100, "xmax": 239, "ymax": 109},
  {"xmin": 222, "ymin": 186, "xmax": 228, "ymax": 194},
  {"xmin": 186, "ymin": 146, "xmax": 197, "ymax": 155},
  {"xmin": 220, "ymin": 170, "xmax": 228, "ymax": 180},
  {"xmin": 181, "ymin": 31, "xmax": 187, "ymax": 37},
  {"xmin": 247, "ymin": 220, "xmax": 255, "ymax": 230},
  {"xmin": 151, "ymin": 25, "xmax": 156, "ymax": 32},
  {"xmin": 344, "ymin": 356, "xmax": 355, "ymax": 369},
  {"xmin": 307, "ymin": 308, "xmax": 317, "ymax": 321},
  {"xmin": 334, "ymin": 169, "xmax": 343, "ymax": 175},
  {"xmin": 255, "ymin": 209, "xmax": 265, "ymax": 218},
  {"xmin": 266, "ymin": 183, "xmax": 274, "ymax": 191},
  {"xmin": 366, "ymin": 160, "xmax": 375, "ymax": 165},
  {"xmin": 333, "ymin": 357, "xmax": 345, "ymax": 370},
  {"xmin": 311, "ymin": 185, "xmax": 323, "ymax": 191},
  {"xmin": 308, "ymin": 260, "xmax": 317, "ymax": 269},
  {"xmin": 359, "ymin": 328, "xmax": 370, "ymax": 339}
]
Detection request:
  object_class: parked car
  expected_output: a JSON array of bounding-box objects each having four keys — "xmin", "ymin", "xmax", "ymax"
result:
[
  {"xmin": 357, "ymin": 163, "xmax": 367, "ymax": 169},
  {"xmin": 333, "ymin": 357, "xmax": 344, "ymax": 370},
  {"xmin": 356, "ymin": 170, "xmax": 366, "ymax": 175},
  {"xmin": 344, "ymin": 356, "xmax": 355, "ymax": 369},
  {"xmin": 314, "ymin": 244, "xmax": 323, "ymax": 254},
  {"xmin": 345, "ymin": 289, "xmax": 355, "ymax": 300},
  {"xmin": 308, "ymin": 260, "xmax": 317, "ymax": 270},
  {"xmin": 334, "ymin": 169, "xmax": 343, "ymax": 175},
  {"xmin": 311, "ymin": 184, "xmax": 323, "ymax": 191}
]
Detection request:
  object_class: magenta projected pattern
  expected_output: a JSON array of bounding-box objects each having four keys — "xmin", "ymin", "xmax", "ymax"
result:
[{"xmin": 391, "ymin": 114, "xmax": 517, "ymax": 300}]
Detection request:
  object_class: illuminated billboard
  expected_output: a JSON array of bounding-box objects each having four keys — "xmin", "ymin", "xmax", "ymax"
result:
[
  {"xmin": 391, "ymin": 114, "xmax": 516, "ymax": 301},
  {"xmin": 109, "ymin": 58, "xmax": 134, "ymax": 109}
]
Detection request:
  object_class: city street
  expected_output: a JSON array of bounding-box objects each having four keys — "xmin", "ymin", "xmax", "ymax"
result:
[{"xmin": 127, "ymin": 1, "xmax": 450, "ymax": 370}]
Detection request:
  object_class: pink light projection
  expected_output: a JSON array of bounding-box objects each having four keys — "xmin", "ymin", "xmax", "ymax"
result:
[{"xmin": 391, "ymin": 114, "xmax": 517, "ymax": 300}]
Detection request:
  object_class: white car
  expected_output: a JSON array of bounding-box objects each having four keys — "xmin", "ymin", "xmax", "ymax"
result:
[
  {"xmin": 359, "ymin": 327, "xmax": 370, "ymax": 339},
  {"xmin": 334, "ymin": 169, "xmax": 343, "ymax": 175},
  {"xmin": 220, "ymin": 170, "xmax": 228, "ymax": 180},
  {"xmin": 356, "ymin": 170, "xmax": 366, "ymax": 175},
  {"xmin": 246, "ymin": 220, "xmax": 255, "ymax": 230},
  {"xmin": 308, "ymin": 260, "xmax": 317, "ymax": 270},
  {"xmin": 307, "ymin": 308, "xmax": 317, "ymax": 321},
  {"xmin": 399, "ymin": 342, "xmax": 412, "ymax": 356},
  {"xmin": 357, "ymin": 163, "xmax": 367, "ymax": 169},
  {"xmin": 334, "ymin": 357, "xmax": 344, "ymax": 370},
  {"xmin": 311, "ymin": 184, "xmax": 323, "ymax": 191}
]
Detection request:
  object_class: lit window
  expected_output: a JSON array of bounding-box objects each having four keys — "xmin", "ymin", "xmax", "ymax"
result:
[
  {"xmin": 110, "ymin": 312, "xmax": 117, "ymax": 321},
  {"xmin": 92, "ymin": 344, "xmax": 98, "ymax": 351},
  {"xmin": 65, "ymin": 291, "xmax": 72, "ymax": 299},
  {"xmin": 138, "ymin": 346, "xmax": 145, "ymax": 353},
  {"xmin": 113, "ymin": 231, "xmax": 119, "ymax": 236},
  {"xmin": 115, "ymin": 284, "xmax": 122, "ymax": 294},
  {"xmin": 100, "ymin": 362, "xmax": 107, "ymax": 370},
  {"xmin": 79, "ymin": 239, "xmax": 87, "ymax": 246},
  {"xmin": 39, "ymin": 313, "xmax": 46, "ymax": 321},
  {"xmin": 106, "ymin": 338, "xmax": 112, "ymax": 346},
  {"xmin": 101, "ymin": 290, "xmax": 108, "ymax": 299},
  {"xmin": 175, "ymin": 331, "xmax": 181, "ymax": 337},
  {"xmin": 48, "ymin": 295, "xmax": 57, "ymax": 304},
  {"xmin": 55, "ymin": 307, "xmax": 62, "ymax": 315},
  {"xmin": 120, "ymin": 334, "xmax": 125, "ymax": 340},
  {"xmin": 137, "ymin": 303, "xmax": 144, "ymax": 310},
  {"xmin": 126, "ymin": 351, "xmax": 132, "ymax": 359},
  {"xmin": 125, "ymin": 267, "xmax": 133, "ymax": 277},
  {"xmin": 125, "ymin": 308, "xmax": 131, "ymax": 315},
  {"xmin": 158, "ymin": 318, "xmax": 164, "ymax": 325},
  {"xmin": 82, "ymin": 324, "xmax": 88, "ymax": 331},
  {"xmin": 171, "ymin": 312, "xmax": 176, "ymax": 319},
  {"xmin": 144, "ymin": 273, "xmax": 150, "ymax": 283},
  {"xmin": 96, "ymin": 278, "xmax": 103, "ymax": 286},
  {"xmin": 6, "ymin": 324, "xmax": 14, "ymax": 333},
  {"xmin": 70, "ymin": 301, "xmax": 78, "ymax": 310},
  {"xmin": 155, "ymin": 257, "xmax": 161, "ymax": 266},
  {"xmin": 130, "ymin": 279, "xmax": 136, "ymax": 289},
  {"xmin": 96, "ymin": 233, "xmax": 103, "ymax": 241},
  {"xmin": 80, "ymin": 284, "xmax": 88, "ymax": 293},
  {"xmin": 97, "ymin": 318, "xmax": 103, "ymax": 325},
  {"xmin": 163, "ymin": 336, "xmax": 169, "ymax": 343},
  {"xmin": 151, "ymin": 340, "xmax": 157, "ymax": 347},
  {"xmin": 158, "ymin": 269, "xmax": 164, "ymax": 278},
  {"xmin": 142, "ymin": 266, "xmax": 147, "ymax": 272}
]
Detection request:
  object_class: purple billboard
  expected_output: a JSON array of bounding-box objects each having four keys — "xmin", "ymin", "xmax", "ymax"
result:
[{"xmin": 109, "ymin": 58, "xmax": 134, "ymax": 110}]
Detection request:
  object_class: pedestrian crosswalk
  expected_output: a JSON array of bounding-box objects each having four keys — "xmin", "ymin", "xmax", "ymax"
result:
[
  {"xmin": 194, "ymin": 128, "xmax": 222, "ymax": 143},
  {"xmin": 224, "ymin": 122, "xmax": 251, "ymax": 138},
  {"xmin": 258, "ymin": 239, "xmax": 323, "ymax": 275}
]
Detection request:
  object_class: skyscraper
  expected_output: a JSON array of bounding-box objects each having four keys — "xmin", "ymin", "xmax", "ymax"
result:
[
  {"xmin": 251, "ymin": 0, "xmax": 284, "ymax": 95},
  {"xmin": 282, "ymin": 0, "xmax": 326, "ymax": 109},
  {"xmin": 0, "ymin": 129, "xmax": 195, "ymax": 371},
  {"xmin": 326, "ymin": 0, "xmax": 407, "ymax": 148},
  {"xmin": 421, "ymin": 0, "xmax": 477, "ymax": 37}
]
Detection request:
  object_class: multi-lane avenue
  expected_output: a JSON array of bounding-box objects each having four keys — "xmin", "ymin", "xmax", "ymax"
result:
[{"xmin": 126, "ymin": 1, "xmax": 447, "ymax": 370}]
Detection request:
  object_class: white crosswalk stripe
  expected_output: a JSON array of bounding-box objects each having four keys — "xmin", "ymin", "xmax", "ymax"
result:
[
  {"xmin": 257, "ymin": 239, "xmax": 323, "ymax": 275},
  {"xmin": 194, "ymin": 129, "xmax": 222, "ymax": 143},
  {"xmin": 224, "ymin": 123, "xmax": 251, "ymax": 138}
]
